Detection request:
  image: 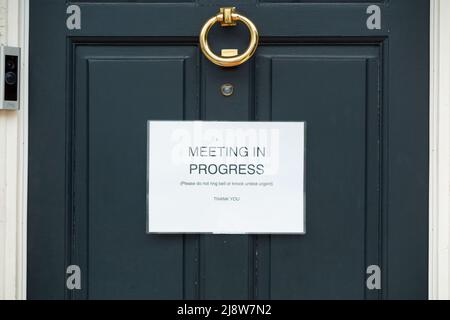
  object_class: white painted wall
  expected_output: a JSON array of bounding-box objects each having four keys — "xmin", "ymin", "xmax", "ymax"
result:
[
  {"xmin": 0, "ymin": 0, "xmax": 448, "ymax": 300},
  {"xmin": 0, "ymin": 1, "xmax": 6, "ymax": 44},
  {"xmin": 0, "ymin": 0, "xmax": 27, "ymax": 300},
  {"xmin": 0, "ymin": 0, "xmax": 13, "ymax": 300}
]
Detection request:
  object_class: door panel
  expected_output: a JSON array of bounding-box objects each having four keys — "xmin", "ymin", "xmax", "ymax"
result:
[
  {"xmin": 29, "ymin": 0, "xmax": 429, "ymax": 299},
  {"xmin": 255, "ymin": 46, "xmax": 381, "ymax": 299},
  {"xmin": 73, "ymin": 46, "xmax": 198, "ymax": 299}
]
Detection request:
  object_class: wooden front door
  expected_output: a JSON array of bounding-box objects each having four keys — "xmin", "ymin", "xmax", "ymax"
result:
[{"xmin": 28, "ymin": 0, "xmax": 429, "ymax": 299}]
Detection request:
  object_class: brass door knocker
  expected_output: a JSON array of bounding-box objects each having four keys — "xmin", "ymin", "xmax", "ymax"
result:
[{"xmin": 199, "ymin": 7, "xmax": 259, "ymax": 67}]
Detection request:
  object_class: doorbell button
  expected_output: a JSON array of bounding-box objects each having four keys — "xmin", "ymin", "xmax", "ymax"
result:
[{"xmin": 0, "ymin": 46, "xmax": 21, "ymax": 110}]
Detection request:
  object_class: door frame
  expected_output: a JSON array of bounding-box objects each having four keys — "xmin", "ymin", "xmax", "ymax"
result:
[
  {"xmin": 429, "ymin": 0, "xmax": 450, "ymax": 300},
  {"xmin": 1, "ymin": 0, "xmax": 447, "ymax": 299}
]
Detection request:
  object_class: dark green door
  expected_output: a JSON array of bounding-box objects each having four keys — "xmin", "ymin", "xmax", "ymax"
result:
[{"xmin": 28, "ymin": 0, "xmax": 429, "ymax": 299}]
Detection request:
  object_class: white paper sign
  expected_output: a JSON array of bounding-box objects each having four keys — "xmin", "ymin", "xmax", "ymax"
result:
[{"xmin": 147, "ymin": 121, "xmax": 305, "ymax": 234}]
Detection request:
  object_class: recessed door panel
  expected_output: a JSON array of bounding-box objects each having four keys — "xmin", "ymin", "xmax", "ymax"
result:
[
  {"xmin": 255, "ymin": 46, "xmax": 381, "ymax": 299},
  {"xmin": 73, "ymin": 46, "xmax": 199, "ymax": 299}
]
